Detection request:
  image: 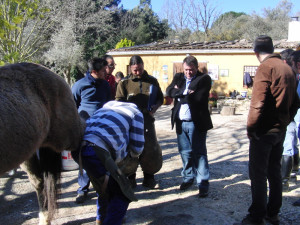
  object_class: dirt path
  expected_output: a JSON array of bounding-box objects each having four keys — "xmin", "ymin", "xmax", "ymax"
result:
[{"xmin": 1, "ymin": 105, "xmax": 300, "ymax": 225}]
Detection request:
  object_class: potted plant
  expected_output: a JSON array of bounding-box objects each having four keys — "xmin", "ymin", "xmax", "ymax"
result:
[{"xmin": 209, "ymin": 91, "xmax": 218, "ymax": 107}]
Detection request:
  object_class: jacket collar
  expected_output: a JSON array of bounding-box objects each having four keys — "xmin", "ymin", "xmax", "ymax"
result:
[
  {"xmin": 85, "ymin": 72, "xmax": 103, "ymax": 85},
  {"xmin": 261, "ymin": 53, "xmax": 281, "ymax": 63}
]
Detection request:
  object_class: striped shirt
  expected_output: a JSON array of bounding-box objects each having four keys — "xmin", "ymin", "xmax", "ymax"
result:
[{"xmin": 83, "ymin": 101, "xmax": 144, "ymax": 162}]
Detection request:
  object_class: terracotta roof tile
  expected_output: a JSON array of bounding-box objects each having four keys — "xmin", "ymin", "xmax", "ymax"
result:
[{"xmin": 109, "ymin": 39, "xmax": 299, "ymax": 52}]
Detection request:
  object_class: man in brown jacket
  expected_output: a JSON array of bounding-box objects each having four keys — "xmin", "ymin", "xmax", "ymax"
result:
[
  {"xmin": 238, "ymin": 36, "xmax": 299, "ymax": 225},
  {"xmin": 115, "ymin": 55, "xmax": 164, "ymax": 189}
]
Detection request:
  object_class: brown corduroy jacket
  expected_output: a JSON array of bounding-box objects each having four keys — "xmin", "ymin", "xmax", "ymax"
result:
[{"xmin": 247, "ymin": 54, "xmax": 300, "ymax": 137}]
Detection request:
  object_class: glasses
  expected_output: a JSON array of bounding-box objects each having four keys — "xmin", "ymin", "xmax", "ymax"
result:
[{"xmin": 108, "ymin": 64, "xmax": 116, "ymax": 68}]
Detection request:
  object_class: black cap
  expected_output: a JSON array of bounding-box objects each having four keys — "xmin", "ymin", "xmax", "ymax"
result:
[{"xmin": 253, "ymin": 35, "xmax": 274, "ymax": 54}]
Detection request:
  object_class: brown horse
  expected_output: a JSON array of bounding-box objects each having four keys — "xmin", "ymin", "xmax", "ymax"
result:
[{"xmin": 0, "ymin": 63, "xmax": 85, "ymax": 224}]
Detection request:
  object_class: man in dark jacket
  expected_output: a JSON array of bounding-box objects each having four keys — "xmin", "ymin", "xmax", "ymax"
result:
[
  {"xmin": 166, "ymin": 55, "xmax": 213, "ymax": 197},
  {"xmin": 72, "ymin": 57, "xmax": 111, "ymax": 203},
  {"xmin": 237, "ymin": 36, "xmax": 299, "ymax": 225},
  {"xmin": 291, "ymin": 50, "xmax": 300, "ymax": 207}
]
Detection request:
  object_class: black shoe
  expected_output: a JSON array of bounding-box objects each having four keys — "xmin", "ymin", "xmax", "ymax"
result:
[
  {"xmin": 265, "ymin": 214, "xmax": 279, "ymax": 225},
  {"xmin": 199, "ymin": 187, "xmax": 209, "ymax": 198},
  {"xmin": 281, "ymin": 155, "xmax": 293, "ymax": 192},
  {"xmin": 199, "ymin": 180, "xmax": 209, "ymax": 198},
  {"xmin": 75, "ymin": 193, "xmax": 87, "ymax": 204},
  {"xmin": 234, "ymin": 215, "xmax": 265, "ymax": 225},
  {"xmin": 282, "ymin": 179, "xmax": 290, "ymax": 192},
  {"xmin": 179, "ymin": 181, "xmax": 193, "ymax": 191},
  {"xmin": 293, "ymin": 198, "xmax": 300, "ymax": 206},
  {"xmin": 290, "ymin": 171, "xmax": 298, "ymax": 184}
]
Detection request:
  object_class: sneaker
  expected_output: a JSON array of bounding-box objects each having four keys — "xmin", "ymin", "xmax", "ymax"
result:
[
  {"xmin": 265, "ymin": 215, "xmax": 279, "ymax": 225},
  {"xmin": 234, "ymin": 215, "xmax": 265, "ymax": 225},
  {"xmin": 179, "ymin": 181, "xmax": 193, "ymax": 191},
  {"xmin": 75, "ymin": 193, "xmax": 87, "ymax": 204},
  {"xmin": 142, "ymin": 177, "xmax": 158, "ymax": 189}
]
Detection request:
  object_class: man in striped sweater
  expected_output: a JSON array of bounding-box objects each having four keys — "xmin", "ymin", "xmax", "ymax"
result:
[{"xmin": 72, "ymin": 101, "xmax": 144, "ymax": 225}]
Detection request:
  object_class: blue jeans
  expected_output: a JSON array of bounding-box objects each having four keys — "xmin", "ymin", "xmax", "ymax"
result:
[
  {"xmin": 77, "ymin": 169, "xmax": 90, "ymax": 195},
  {"xmin": 248, "ymin": 131, "xmax": 285, "ymax": 220},
  {"xmin": 72, "ymin": 145, "xmax": 129, "ymax": 224},
  {"xmin": 176, "ymin": 120, "xmax": 209, "ymax": 186},
  {"xmin": 282, "ymin": 121, "xmax": 299, "ymax": 156}
]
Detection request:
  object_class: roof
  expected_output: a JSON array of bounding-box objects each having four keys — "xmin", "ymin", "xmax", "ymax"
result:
[{"xmin": 107, "ymin": 39, "xmax": 300, "ymax": 56}]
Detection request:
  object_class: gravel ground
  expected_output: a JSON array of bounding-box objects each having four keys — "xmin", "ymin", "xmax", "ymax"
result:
[{"xmin": 1, "ymin": 104, "xmax": 300, "ymax": 225}]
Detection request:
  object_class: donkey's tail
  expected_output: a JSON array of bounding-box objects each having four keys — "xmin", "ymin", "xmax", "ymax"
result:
[{"xmin": 39, "ymin": 147, "xmax": 62, "ymax": 222}]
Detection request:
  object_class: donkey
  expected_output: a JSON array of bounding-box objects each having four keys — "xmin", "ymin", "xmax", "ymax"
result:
[{"xmin": 0, "ymin": 63, "xmax": 85, "ymax": 224}]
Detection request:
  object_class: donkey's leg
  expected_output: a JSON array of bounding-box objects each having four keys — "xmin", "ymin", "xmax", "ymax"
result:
[{"xmin": 21, "ymin": 153, "xmax": 50, "ymax": 225}]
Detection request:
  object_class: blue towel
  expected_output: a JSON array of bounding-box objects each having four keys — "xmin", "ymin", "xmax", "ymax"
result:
[{"xmin": 148, "ymin": 85, "xmax": 158, "ymax": 111}]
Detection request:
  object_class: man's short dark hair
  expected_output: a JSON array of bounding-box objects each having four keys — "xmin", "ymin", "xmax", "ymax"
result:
[
  {"xmin": 253, "ymin": 35, "xmax": 274, "ymax": 54},
  {"xmin": 183, "ymin": 55, "xmax": 198, "ymax": 68},
  {"xmin": 280, "ymin": 49, "xmax": 295, "ymax": 67},
  {"xmin": 291, "ymin": 50, "xmax": 300, "ymax": 64},
  {"xmin": 115, "ymin": 71, "xmax": 124, "ymax": 79},
  {"xmin": 291, "ymin": 50, "xmax": 300, "ymax": 73},
  {"xmin": 87, "ymin": 57, "xmax": 108, "ymax": 72},
  {"xmin": 103, "ymin": 55, "xmax": 114, "ymax": 61},
  {"xmin": 129, "ymin": 55, "xmax": 144, "ymax": 66}
]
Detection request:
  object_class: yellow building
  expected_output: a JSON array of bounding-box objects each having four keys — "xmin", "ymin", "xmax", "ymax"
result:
[{"xmin": 107, "ymin": 39, "xmax": 299, "ymax": 96}]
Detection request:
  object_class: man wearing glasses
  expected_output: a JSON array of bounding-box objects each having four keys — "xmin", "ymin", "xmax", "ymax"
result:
[{"xmin": 103, "ymin": 55, "xmax": 117, "ymax": 99}]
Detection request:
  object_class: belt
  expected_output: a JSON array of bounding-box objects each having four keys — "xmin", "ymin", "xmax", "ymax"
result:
[{"xmin": 181, "ymin": 119, "xmax": 192, "ymax": 122}]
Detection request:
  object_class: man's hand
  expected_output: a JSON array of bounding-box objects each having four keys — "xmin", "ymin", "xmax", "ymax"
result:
[
  {"xmin": 188, "ymin": 89, "xmax": 194, "ymax": 94},
  {"xmin": 129, "ymin": 150, "xmax": 139, "ymax": 158},
  {"xmin": 149, "ymin": 104, "xmax": 160, "ymax": 115}
]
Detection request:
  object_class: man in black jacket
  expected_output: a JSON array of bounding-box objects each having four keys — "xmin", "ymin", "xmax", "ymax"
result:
[{"xmin": 166, "ymin": 55, "xmax": 213, "ymax": 197}]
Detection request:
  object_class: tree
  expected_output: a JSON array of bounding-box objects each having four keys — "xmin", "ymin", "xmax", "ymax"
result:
[
  {"xmin": 242, "ymin": 0, "xmax": 293, "ymax": 40},
  {"xmin": 140, "ymin": 0, "xmax": 151, "ymax": 8},
  {"xmin": 161, "ymin": 0, "xmax": 219, "ymax": 42},
  {"xmin": 118, "ymin": 2, "xmax": 169, "ymax": 45},
  {"xmin": 0, "ymin": 0, "xmax": 52, "ymax": 65},
  {"xmin": 161, "ymin": 0, "xmax": 189, "ymax": 32},
  {"xmin": 209, "ymin": 12, "xmax": 248, "ymax": 41},
  {"xmin": 43, "ymin": 20, "xmax": 83, "ymax": 85},
  {"xmin": 115, "ymin": 38, "xmax": 135, "ymax": 49},
  {"xmin": 41, "ymin": 0, "xmax": 120, "ymax": 83},
  {"xmin": 187, "ymin": 0, "xmax": 220, "ymax": 40}
]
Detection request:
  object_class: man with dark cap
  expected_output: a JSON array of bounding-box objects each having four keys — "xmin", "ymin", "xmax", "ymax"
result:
[{"xmin": 236, "ymin": 36, "xmax": 299, "ymax": 225}]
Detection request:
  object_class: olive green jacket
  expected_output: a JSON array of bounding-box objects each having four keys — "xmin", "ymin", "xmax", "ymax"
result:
[{"xmin": 115, "ymin": 70, "xmax": 164, "ymax": 113}]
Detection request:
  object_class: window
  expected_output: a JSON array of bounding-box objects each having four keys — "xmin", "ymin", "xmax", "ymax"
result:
[
  {"xmin": 244, "ymin": 66, "xmax": 258, "ymax": 78},
  {"xmin": 243, "ymin": 66, "xmax": 258, "ymax": 87}
]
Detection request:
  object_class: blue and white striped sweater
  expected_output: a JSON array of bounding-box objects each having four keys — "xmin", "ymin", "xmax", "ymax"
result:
[{"xmin": 83, "ymin": 101, "xmax": 144, "ymax": 162}]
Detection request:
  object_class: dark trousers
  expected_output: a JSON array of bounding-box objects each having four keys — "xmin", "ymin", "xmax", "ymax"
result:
[
  {"xmin": 248, "ymin": 131, "xmax": 285, "ymax": 220},
  {"xmin": 72, "ymin": 145, "xmax": 129, "ymax": 224}
]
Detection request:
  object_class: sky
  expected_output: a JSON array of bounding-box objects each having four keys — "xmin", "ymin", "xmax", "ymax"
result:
[{"xmin": 120, "ymin": 0, "xmax": 300, "ymax": 17}]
